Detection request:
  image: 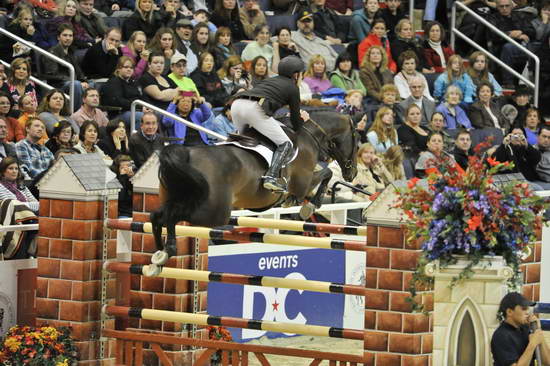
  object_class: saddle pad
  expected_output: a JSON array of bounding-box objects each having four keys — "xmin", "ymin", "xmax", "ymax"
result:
[{"xmin": 216, "ymin": 141, "xmax": 299, "ymax": 167}]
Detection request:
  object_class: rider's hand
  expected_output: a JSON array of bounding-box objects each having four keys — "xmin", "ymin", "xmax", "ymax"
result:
[{"xmin": 300, "ymin": 110, "xmax": 310, "ymax": 121}]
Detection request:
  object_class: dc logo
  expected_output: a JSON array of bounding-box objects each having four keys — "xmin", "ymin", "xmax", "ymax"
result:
[{"xmin": 241, "ymin": 272, "xmax": 307, "ymax": 339}]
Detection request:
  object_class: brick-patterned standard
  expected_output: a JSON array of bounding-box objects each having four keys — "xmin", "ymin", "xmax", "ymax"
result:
[
  {"xmin": 37, "ymin": 198, "xmax": 119, "ymax": 365},
  {"xmin": 365, "ymin": 225, "xmax": 432, "ymax": 366},
  {"xmin": 128, "ymin": 191, "xmax": 208, "ymax": 365},
  {"xmin": 364, "ymin": 226, "xmax": 542, "ymax": 366}
]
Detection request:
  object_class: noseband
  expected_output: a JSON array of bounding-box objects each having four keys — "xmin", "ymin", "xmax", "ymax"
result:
[{"xmin": 303, "ymin": 117, "xmax": 357, "ymax": 170}]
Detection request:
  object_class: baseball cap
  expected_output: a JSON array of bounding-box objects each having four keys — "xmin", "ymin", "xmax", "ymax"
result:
[
  {"xmin": 175, "ymin": 18, "xmax": 193, "ymax": 28},
  {"xmin": 498, "ymin": 292, "xmax": 536, "ymax": 315},
  {"xmin": 514, "ymin": 85, "xmax": 532, "ymax": 97},
  {"xmin": 297, "ymin": 10, "xmax": 313, "ymax": 22},
  {"xmin": 171, "ymin": 52, "xmax": 187, "ymax": 64}
]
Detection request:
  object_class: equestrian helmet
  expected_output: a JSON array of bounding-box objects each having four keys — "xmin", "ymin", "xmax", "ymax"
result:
[{"xmin": 278, "ymin": 56, "xmax": 305, "ymax": 78}]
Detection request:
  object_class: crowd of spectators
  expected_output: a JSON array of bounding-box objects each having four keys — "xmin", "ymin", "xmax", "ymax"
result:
[{"xmin": 0, "ymin": 0, "xmax": 550, "ymax": 215}]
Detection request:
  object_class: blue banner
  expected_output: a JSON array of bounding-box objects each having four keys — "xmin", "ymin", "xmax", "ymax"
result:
[{"xmin": 207, "ymin": 247, "xmax": 346, "ymax": 342}]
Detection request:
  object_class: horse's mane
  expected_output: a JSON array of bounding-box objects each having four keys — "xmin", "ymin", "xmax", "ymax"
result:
[{"xmin": 275, "ymin": 107, "xmax": 344, "ymax": 129}]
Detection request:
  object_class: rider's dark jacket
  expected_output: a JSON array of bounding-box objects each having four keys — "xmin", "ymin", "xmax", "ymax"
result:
[{"xmin": 235, "ymin": 76, "xmax": 302, "ymax": 131}]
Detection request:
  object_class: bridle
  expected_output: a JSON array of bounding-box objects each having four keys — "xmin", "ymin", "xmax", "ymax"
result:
[{"xmin": 303, "ymin": 116, "xmax": 357, "ymax": 171}]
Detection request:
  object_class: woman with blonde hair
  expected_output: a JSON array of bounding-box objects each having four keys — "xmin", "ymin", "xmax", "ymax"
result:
[
  {"xmin": 383, "ymin": 145, "xmax": 405, "ymax": 181},
  {"xmin": 434, "ymin": 54, "xmax": 476, "ymax": 104},
  {"xmin": 0, "ymin": 6, "xmax": 35, "ymax": 62},
  {"xmin": 352, "ymin": 142, "xmax": 394, "ymax": 200},
  {"xmin": 467, "ymin": 51, "xmax": 503, "ymax": 96},
  {"xmin": 122, "ymin": 31, "xmax": 149, "ymax": 79},
  {"xmin": 366, "ymin": 106, "xmax": 398, "ymax": 153},
  {"xmin": 218, "ymin": 55, "xmax": 250, "ymax": 94},
  {"xmin": 359, "ymin": 45, "xmax": 394, "ymax": 103},
  {"xmin": 45, "ymin": 0, "xmax": 93, "ymax": 49},
  {"xmin": 303, "ymin": 54, "xmax": 332, "ymax": 94},
  {"xmin": 122, "ymin": 0, "xmax": 171, "ymax": 40}
]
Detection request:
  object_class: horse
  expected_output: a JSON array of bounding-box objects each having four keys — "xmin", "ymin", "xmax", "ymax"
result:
[{"xmin": 148, "ymin": 109, "xmax": 359, "ymax": 273}]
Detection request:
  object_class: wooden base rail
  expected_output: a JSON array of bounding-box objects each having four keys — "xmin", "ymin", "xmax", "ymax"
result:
[{"xmin": 103, "ymin": 329, "xmax": 364, "ymax": 366}]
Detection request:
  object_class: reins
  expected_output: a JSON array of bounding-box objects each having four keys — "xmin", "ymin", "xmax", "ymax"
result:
[{"xmin": 302, "ymin": 117, "xmax": 357, "ymax": 170}]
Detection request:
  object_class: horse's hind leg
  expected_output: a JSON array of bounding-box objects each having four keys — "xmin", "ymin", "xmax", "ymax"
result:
[{"xmin": 299, "ymin": 168, "xmax": 333, "ymax": 220}]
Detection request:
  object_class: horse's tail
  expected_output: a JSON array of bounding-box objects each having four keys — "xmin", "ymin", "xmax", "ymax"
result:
[{"xmin": 158, "ymin": 144, "xmax": 209, "ymax": 220}]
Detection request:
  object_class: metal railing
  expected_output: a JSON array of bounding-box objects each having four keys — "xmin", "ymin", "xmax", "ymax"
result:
[
  {"xmin": 130, "ymin": 99, "xmax": 228, "ymax": 141},
  {"xmin": 450, "ymin": 1, "xmax": 540, "ymax": 106},
  {"xmin": 0, "ymin": 27, "xmax": 76, "ymax": 113}
]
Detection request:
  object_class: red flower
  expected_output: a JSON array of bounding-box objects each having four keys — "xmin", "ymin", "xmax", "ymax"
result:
[
  {"xmin": 407, "ymin": 177, "xmax": 420, "ymax": 189},
  {"xmin": 487, "ymin": 157, "xmax": 499, "ymax": 167},
  {"xmin": 467, "ymin": 215, "xmax": 482, "ymax": 231}
]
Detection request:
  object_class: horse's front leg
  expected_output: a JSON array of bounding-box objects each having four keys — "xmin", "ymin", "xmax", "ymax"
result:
[
  {"xmin": 310, "ymin": 167, "xmax": 333, "ymax": 208},
  {"xmin": 299, "ymin": 168, "xmax": 332, "ymax": 220},
  {"xmin": 150, "ymin": 210, "xmax": 164, "ymax": 252},
  {"xmin": 164, "ymin": 220, "xmax": 177, "ymax": 258}
]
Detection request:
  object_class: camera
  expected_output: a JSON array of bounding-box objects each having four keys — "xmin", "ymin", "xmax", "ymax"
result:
[{"xmin": 511, "ymin": 134, "xmax": 521, "ymax": 141}]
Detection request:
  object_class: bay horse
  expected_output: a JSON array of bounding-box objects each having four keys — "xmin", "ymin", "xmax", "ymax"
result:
[{"xmin": 148, "ymin": 109, "xmax": 358, "ymax": 273}]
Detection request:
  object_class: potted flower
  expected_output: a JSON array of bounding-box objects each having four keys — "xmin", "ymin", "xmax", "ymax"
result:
[
  {"xmin": 394, "ymin": 141, "xmax": 548, "ymax": 311},
  {"xmin": 208, "ymin": 325, "xmax": 233, "ymax": 365},
  {"xmin": 0, "ymin": 325, "xmax": 79, "ymax": 366}
]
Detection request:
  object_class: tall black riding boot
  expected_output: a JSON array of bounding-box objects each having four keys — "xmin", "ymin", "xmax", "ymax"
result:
[{"xmin": 262, "ymin": 141, "xmax": 293, "ymax": 192}]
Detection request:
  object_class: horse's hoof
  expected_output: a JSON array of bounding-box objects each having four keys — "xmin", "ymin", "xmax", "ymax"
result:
[
  {"xmin": 151, "ymin": 250, "xmax": 169, "ymax": 266},
  {"xmin": 299, "ymin": 202, "xmax": 316, "ymax": 220},
  {"xmin": 165, "ymin": 241, "xmax": 177, "ymax": 258},
  {"xmin": 282, "ymin": 196, "xmax": 298, "ymax": 208},
  {"xmin": 143, "ymin": 264, "xmax": 162, "ymax": 277}
]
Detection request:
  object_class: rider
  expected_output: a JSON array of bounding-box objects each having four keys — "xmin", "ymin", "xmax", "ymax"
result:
[{"xmin": 231, "ymin": 55, "xmax": 310, "ymax": 193}]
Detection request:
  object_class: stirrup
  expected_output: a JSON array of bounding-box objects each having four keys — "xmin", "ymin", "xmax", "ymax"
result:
[{"xmin": 262, "ymin": 176, "xmax": 288, "ymax": 193}]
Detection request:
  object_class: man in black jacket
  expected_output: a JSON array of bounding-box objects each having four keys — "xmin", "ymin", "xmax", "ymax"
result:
[
  {"xmin": 231, "ymin": 56, "xmax": 310, "ymax": 192},
  {"xmin": 42, "ymin": 24, "xmax": 90, "ymax": 110},
  {"xmin": 77, "ymin": 0, "xmax": 107, "ymax": 40},
  {"xmin": 452, "ymin": 130, "xmax": 473, "ymax": 170},
  {"xmin": 488, "ymin": 0, "xmax": 535, "ymax": 87},
  {"xmin": 311, "ymin": 0, "xmax": 345, "ymax": 45},
  {"xmin": 82, "ymin": 27, "xmax": 122, "ymax": 79},
  {"xmin": 129, "ymin": 112, "xmax": 163, "ymax": 168}
]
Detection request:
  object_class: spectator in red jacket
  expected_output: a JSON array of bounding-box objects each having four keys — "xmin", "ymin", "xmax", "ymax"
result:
[
  {"xmin": 358, "ymin": 18, "xmax": 397, "ymax": 72},
  {"xmin": 422, "ymin": 21, "xmax": 454, "ymax": 74}
]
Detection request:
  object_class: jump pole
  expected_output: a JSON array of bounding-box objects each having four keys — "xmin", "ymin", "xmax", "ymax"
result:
[
  {"xmin": 227, "ymin": 216, "xmax": 367, "ymax": 236},
  {"xmin": 104, "ymin": 261, "xmax": 366, "ymax": 296},
  {"xmin": 103, "ymin": 305, "xmax": 364, "ymax": 340},
  {"xmin": 106, "ymin": 219, "xmax": 367, "ymax": 252}
]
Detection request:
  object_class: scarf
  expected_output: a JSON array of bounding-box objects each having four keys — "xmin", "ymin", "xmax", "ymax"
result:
[
  {"xmin": 217, "ymin": 44, "xmax": 232, "ymax": 59},
  {"xmin": 397, "ymin": 35, "xmax": 420, "ymax": 48},
  {"xmin": 2, "ymin": 180, "xmax": 27, "ymax": 202},
  {"xmin": 428, "ymin": 39, "xmax": 446, "ymax": 68}
]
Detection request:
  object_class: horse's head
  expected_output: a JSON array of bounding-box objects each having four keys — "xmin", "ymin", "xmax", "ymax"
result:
[{"xmin": 324, "ymin": 114, "xmax": 358, "ymax": 182}]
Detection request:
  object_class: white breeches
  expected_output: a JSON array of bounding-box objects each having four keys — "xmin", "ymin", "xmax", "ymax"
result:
[{"xmin": 231, "ymin": 98, "xmax": 292, "ymax": 146}]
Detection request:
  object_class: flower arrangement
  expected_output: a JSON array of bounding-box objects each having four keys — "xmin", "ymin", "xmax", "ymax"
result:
[
  {"xmin": 394, "ymin": 141, "xmax": 547, "ymax": 311},
  {"xmin": 207, "ymin": 325, "xmax": 233, "ymax": 365},
  {"xmin": 0, "ymin": 325, "xmax": 78, "ymax": 366}
]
